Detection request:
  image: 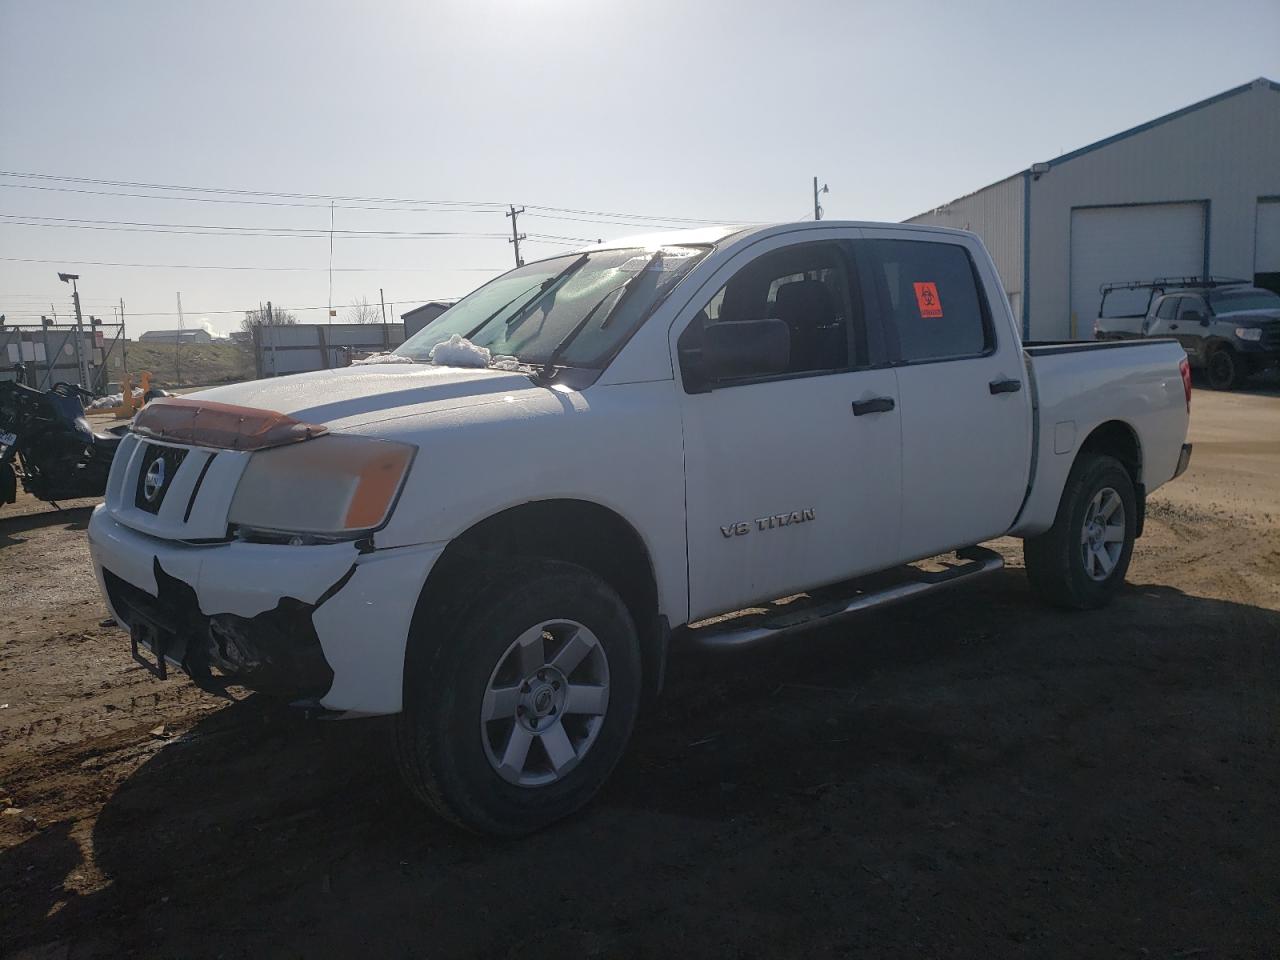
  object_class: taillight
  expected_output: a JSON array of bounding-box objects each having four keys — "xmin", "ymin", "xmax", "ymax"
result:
[{"xmin": 1179, "ymin": 357, "xmax": 1192, "ymax": 412}]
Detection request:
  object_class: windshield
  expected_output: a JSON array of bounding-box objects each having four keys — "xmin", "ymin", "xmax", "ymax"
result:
[
  {"xmin": 396, "ymin": 246, "xmax": 708, "ymax": 368},
  {"xmin": 1208, "ymin": 288, "xmax": 1280, "ymax": 313}
]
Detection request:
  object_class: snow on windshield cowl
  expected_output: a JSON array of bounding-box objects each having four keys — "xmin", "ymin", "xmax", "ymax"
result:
[
  {"xmin": 351, "ymin": 353, "xmax": 417, "ymax": 366},
  {"xmin": 429, "ymin": 334, "xmax": 491, "ymax": 369}
]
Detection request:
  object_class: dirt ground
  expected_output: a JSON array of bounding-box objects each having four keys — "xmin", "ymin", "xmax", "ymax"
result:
[{"xmin": 2, "ymin": 381, "xmax": 1278, "ymax": 959}]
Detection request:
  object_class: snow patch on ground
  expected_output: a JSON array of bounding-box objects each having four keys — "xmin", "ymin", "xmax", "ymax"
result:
[
  {"xmin": 351, "ymin": 352, "xmax": 417, "ymax": 366},
  {"xmin": 429, "ymin": 334, "xmax": 491, "ymax": 368}
]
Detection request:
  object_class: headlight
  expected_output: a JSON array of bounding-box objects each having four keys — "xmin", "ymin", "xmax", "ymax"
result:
[
  {"xmin": 229, "ymin": 434, "xmax": 416, "ymax": 541},
  {"xmin": 1235, "ymin": 327, "xmax": 1263, "ymax": 342}
]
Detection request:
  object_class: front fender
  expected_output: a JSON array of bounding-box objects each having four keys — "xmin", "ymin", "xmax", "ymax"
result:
[{"xmin": 350, "ymin": 379, "xmax": 690, "ymax": 624}]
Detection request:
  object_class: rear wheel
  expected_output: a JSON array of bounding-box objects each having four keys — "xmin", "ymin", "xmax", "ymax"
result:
[
  {"xmin": 1024, "ymin": 453, "xmax": 1136, "ymax": 609},
  {"xmin": 1206, "ymin": 346, "xmax": 1246, "ymax": 390},
  {"xmin": 395, "ymin": 559, "xmax": 642, "ymax": 835}
]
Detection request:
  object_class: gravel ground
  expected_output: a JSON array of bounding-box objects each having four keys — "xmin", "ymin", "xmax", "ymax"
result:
[{"xmin": 2, "ymin": 382, "xmax": 1278, "ymax": 959}]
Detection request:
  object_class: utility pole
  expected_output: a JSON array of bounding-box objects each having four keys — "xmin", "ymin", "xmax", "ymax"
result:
[
  {"xmin": 40, "ymin": 315, "xmax": 53, "ymax": 389},
  {"xmin": 58, "ymin": 272, "xmax": 91, "ymax": 388},
  {"xmin": 506, "ymin": 205, "xmax": 526, "ymax": 267},
  {"xmin": 379, "ymin": 287, "xmax": 389, "ymax": 350},
  {"xmin": 119, "ymin": 298, "xmax": 128, "ymax": 374},
  {"xmin": 328, "ymin": 201, "xmax": 335, "ymax": 324},
  {"xmin": 175, "ymin": 292, "xmax": 185, "ymax": 387},
  {"xmin": 813, "ymin": 176, "xmax": 830, "ymax": 221}
]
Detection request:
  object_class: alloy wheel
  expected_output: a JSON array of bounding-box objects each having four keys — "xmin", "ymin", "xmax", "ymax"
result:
[
  {"xmin": 1080, "ymin": 486, "xmax": 1125, "ymax": 582},
  {"xmin": 480, "ymin": 619, "xmax": 611, "ymax": 787}
]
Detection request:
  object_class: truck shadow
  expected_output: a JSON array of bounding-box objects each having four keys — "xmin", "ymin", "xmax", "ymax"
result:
[
  {"xmin": 0, "ymin": 504, "xmax": 94, "ymax": 548},
  {"xmin": 15, "ymin": 571, "xmax": 1280, "ymax": 957}
]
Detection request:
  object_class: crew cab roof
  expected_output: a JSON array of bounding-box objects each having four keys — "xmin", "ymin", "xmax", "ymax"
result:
[{"xmin": 572, "ymin": 220, "xmax": 979, "ymax": 256}]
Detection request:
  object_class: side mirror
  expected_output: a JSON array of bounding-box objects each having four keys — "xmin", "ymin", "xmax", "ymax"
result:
[{"xmin": 699, "ymin": 319, "xmax": 791, "ymax": 383}]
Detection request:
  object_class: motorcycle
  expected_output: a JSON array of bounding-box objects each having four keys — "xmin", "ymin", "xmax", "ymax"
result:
[{"xmin": 0, "ymin": 367, "xmax": 129, "ymax": 509}]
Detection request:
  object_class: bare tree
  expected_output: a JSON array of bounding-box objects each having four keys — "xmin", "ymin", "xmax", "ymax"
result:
[
  {"xmin": 346, "ymin": 296, "xmax": 382, "ymax": 324},
  {"xmin": 240, "ymin": 305, "xmax": 298, "ymax": 336}
]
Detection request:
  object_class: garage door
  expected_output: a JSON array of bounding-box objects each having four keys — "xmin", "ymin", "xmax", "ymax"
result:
[
  {"xmin": 1255, "ymin": 198, "xmax": 1280, "ymax": 293},
  {"xmin": 1069, "ymin": 202, "xmax": 1206, "ymax": 338}
]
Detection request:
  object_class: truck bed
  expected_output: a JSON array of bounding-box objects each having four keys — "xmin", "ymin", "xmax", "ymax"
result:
[{"xmin": 1011, "ymin": 337, "xmax": 1189, "ymax": 538}]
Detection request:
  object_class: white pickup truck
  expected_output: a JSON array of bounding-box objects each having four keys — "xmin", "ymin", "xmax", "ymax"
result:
[{"xmin": 88, "ymin": 221, "xmax": 1193, "ymax": 834}]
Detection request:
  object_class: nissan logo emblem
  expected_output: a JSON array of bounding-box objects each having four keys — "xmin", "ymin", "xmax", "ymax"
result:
[{"xmin": 142, "ymin": 457, "xmax": 166, "ymax": 503}]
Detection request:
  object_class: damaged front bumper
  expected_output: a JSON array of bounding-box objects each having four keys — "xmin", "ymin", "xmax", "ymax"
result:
[
  {"xmin": 88, "ymin": 507, "xmax": 446, "ymax": 715},
  {"xmin": 105, "ymin": 559, "xmax": 349, "ymax": 701}
]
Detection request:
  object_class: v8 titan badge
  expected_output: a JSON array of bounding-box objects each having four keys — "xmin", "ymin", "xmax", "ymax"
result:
[{"xmin": 913, "ymin": 281, "xmax": 943, "ymax": 319}]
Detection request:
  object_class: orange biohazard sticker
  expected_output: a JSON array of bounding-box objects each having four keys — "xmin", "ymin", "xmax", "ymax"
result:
[{"xmin": 913, "ymin": 282, "xmax": 943, "ymax": 319}]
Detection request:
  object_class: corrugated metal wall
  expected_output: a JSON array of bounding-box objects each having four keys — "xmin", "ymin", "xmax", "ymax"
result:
[
  {"xmin": 252, "ymin": 322, "xmax": 405, "ymax": 376},
  {"xmin": 907, "ymin": 174, "xmax": 1025, "ymax": 323},
  {"xmin": 905, "ymin": 79, "xmax": 1280, "ymax": 341},
  {"xmin": 1027, "ymin": 80, "xmax": 1280, "ymax": 339}
]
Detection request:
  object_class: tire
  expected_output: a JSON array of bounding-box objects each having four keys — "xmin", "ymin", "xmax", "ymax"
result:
[
  {"xmin": 395, "ymin": 558, "xmax": 642, "ymax": 836},
  {"xmin": 1024, "ymin": 453, "xmax": 1137, "ymax": 610},
  {"xmin": 1206, "ymin": 346, "xmax": 1246, "ymax": 390}
]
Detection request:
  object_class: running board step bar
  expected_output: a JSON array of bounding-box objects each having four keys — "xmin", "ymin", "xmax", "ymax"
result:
[{"xmin": 686, "ymin": 546, "xmax": 1004, "ymax": 650}]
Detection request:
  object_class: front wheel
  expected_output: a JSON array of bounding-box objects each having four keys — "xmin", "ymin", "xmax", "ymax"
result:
[
  {"xmin": 1206, "ymin": 346, "xmax": 1246, "ymax": 390},
  {"xmin": 1024, "ymin": 453, "xmax": 1137, "ymax": 609},
  {"xmin": 395, "ymin": 559, "xmax": 642, "ymax": 835}
]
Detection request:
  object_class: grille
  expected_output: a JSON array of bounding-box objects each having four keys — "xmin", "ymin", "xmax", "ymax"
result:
[{"xmin": 133, "ymin": 444, "xmax": 189, "ymax": 514}]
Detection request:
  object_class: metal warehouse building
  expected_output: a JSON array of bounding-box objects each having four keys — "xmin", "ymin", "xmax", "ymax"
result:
[{"xmin": 907, "ymin": 77, "xmax": 1280, "ymax": 340}]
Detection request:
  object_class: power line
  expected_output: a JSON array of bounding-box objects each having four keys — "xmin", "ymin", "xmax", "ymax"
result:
[
  {"xmin": 0, "ymin": 256, "xmax": 505, "ymax": 272},
  {"xmin": 0, "ymin": 214, "xmax": 602, "ymax": 244},
  {"xmin": 1, "ymin": 293, "xmax": 118, "ymax": 301},
  {"xmin": 522, "ymin": 211, "xmax": 688, "ymax": 229},
  {"xmin": 0, "ymin": 170, "xmax": 508, "ymax": 208},
  {"xmin": 0, "ymin": 298, "xmax": 462, "ymax": 320},
  {"xmin": 0, "ymin": 214, "xmax": 514, "ymax": 239},
  {"xmin": 0, "ymin": 182, "xmax": 700, "ymax": 228},
  {"xmin": 0, "ymin": 170, "xmax": 749, "ymax": 226},
  {"xmin": 523, "ymin": 203, "xmax": 739, "ymax": 225},
  {"xmin": 0, "ymin": 181, "xmax": 502, "ymax": 213},
  {"xmin": 522, "ymin": 237, "xmax": 596, "ymax": 247}
]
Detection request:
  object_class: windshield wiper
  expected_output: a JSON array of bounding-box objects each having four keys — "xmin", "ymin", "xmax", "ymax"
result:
[
  {"xmin": 534, "ymin": 251, "xmax": 663, "ymax": 383},
  {"xmin": 463, "ymin": 284, "xmax": 543, "ymax": 340},
  {"xmin": 462, "ymin": 254, "xmax": 590, "ymax": 341},
  {"xmin": 502, "ymin": 253, "xmax": 590, "ymax": 335}
]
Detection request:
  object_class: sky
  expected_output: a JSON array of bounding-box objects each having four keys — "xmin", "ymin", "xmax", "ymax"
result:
[{"xmin": 1, "ymin": 0, "xmax": 1278, "ymax": 336}]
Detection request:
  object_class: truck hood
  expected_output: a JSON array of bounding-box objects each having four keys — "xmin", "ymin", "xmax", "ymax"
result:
[
  {"xmin": 188, "ymin": 362, "xmax": 538, "ymax": 429},
  {"xmin": 1216, "ymin": 309, "xmax": 1280, "ymax": 324}
]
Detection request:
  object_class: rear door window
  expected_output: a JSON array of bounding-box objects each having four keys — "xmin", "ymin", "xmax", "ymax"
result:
[
  {"xmin": 1155, "ymin": 296, "xmax": 1179, "ymax": 320},
  {"xmin": 859, "ymin": 239, "xmax": 993, "ymax": 363}
]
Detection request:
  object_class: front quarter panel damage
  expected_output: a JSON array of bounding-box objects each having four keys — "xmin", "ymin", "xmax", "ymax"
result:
[{"xmin": 90, "ymin": 509, "xmax": 447, "ymax": 716}]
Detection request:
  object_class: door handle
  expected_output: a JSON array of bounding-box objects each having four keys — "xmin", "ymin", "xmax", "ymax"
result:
[
  {"xmin": 989, "ymin": 378, "xmax": 1022, "ymax": 395},
  {"xmin": 1169, "ymin": 323, "xmax": 1178, "ymax": 330},
  {"xmin": 852, "ymin": 396, "xmax": 895, "ymax": 416}
]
